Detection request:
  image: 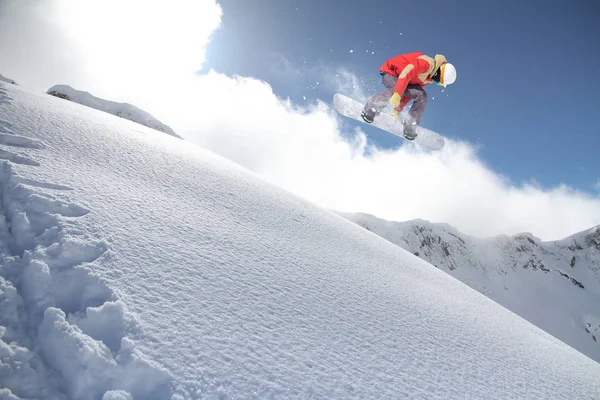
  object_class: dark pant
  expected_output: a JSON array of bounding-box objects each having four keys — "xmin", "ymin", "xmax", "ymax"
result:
[{"xmin": 363, "ymin": 73, "xmax": 428, "ymax": 124}]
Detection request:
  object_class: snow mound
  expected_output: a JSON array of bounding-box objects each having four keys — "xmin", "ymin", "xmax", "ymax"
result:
[
  {"xmin": 1, "ymin": 81, "xmax": 600, "ymax": 399},
  {"xmin": 0, "ymin": 74, "xmax": 18, "ymax": 85},
  {"xmin": 46, "ymin": 84, "xmax": 181, "ymax": 139}
]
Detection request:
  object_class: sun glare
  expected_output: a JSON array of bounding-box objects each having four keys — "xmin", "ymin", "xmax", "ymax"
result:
[{"xmin": 55, "ymin": 0, "xmax": 222, "ymax": 98}]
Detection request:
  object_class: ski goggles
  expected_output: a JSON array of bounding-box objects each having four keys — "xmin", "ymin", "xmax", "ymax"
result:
[{"xmin": 437, "ymin": 63, "xmax": 447, "ymax": 87}]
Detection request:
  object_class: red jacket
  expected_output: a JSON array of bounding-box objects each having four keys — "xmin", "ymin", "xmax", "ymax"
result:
[{"xmin": 380, "ymin": 52, "xmax": 447, "ymax": 95}]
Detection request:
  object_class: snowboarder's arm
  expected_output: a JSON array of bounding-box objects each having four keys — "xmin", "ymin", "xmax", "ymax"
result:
[
  {"xmin": 390, "ymin": 64, "xmax": 417, "ymax": 108},
  {"xmin": 393, "ymin": 64, "xmax": 417, "ymax": 95}
]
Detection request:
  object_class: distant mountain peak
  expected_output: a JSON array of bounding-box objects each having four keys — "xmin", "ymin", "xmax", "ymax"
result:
[
  {"xmin": 558, "ymin": 225, "xmax": 600, "ymax": 251},
  {"xmin": 339, "ymin": 211, "xmax": 600, "ymax": 363}
]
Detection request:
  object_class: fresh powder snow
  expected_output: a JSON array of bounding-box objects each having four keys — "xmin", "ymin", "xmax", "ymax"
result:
[{"xmin": 1, "ymin": 82, "xmax": 600, "ymax": 399}]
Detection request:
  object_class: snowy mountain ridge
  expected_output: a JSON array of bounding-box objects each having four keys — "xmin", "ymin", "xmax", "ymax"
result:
[
  {"xmin": 339, "ymin": 212, "xmax": 600, "ymax": 363},
  {"xmin": 47, "ymin": 84, "xmax": 182, "ymax": 139}
]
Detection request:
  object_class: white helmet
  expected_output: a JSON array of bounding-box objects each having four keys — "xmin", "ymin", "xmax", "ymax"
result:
[{"xmin": 439, "ymin": 62, "xmax": 456, "ymax": 87}]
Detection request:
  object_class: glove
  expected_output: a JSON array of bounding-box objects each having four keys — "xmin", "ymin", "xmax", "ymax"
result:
[
  {"xmin": 391, "ymin": 108, "xmax": 400, "ymax": 120},
  {"xmin": 389, "ymin": 92, "xmax": 401, "ymax": 108}
]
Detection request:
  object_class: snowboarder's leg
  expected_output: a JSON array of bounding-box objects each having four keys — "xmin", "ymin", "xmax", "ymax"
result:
[
  {"xmin": 401, "ymin": 84, "xmax": 428, "ymax": 140},
  {"xmin": 403, "ymin": 84, "xmax": 428, "ymax": 125},
  {"xmin": 361, "ymin": 74, "xmax": 397, "ymax": 123}
]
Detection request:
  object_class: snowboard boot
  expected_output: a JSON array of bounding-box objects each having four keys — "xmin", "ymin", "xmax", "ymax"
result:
[
  {"xmin": 361, "ymin": 107, "xmax": 376, "ymax": 124},
  {"xmin": 402, "ymin": 119, "xmax": 418, "ymax": 140}
]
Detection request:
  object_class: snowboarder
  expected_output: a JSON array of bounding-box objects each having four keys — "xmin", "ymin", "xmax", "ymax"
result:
[{"xmin": 361, "ymin": 52, "xmax": 456, "ymax": 140}]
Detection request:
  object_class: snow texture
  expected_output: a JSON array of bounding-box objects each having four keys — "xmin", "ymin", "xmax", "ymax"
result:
[
  {"xmin": 339, "ymin": 212, "xmax": 600, "ymax": 363},
  {"xmin": 46, "ymin": 84, "xmax": 181, "ymax": 139},
  {"xmin": 1, "ymin": 81, "xmax": 600, "ymax": 399}
]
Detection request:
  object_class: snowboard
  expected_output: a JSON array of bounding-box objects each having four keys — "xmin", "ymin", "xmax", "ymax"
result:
[{"xmin": 333, "ymin": 93, "xmax": 445, "ymax": 151}]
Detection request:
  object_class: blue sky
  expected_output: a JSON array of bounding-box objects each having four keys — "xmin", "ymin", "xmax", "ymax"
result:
[{"xmin": 203, "ymin": 0, "xmax": 600, "ymax": 192}]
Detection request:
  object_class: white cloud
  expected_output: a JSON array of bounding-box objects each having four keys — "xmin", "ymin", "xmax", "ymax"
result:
[
  {"xmin": 159, "ymin": 70, "xmax": 600, "ymax": 241},
  {"xmin": 1, "ymin": 0, "xmax": 599, "ymax": 241}
]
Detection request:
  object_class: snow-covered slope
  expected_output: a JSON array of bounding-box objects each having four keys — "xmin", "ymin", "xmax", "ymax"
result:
[
  {"xmin": 340, "ymin": 212, "xmax": 600, "ymax": 363},
  {"xmin": 0, "ymin": 74, "xmax": 17, "ymax": 85},
  {"xmin": 1, "ymin": 81, "xmax": 600, "ymax": 399},
  {"xmin": 47, "ymin": 84, "xmax": 181, "ymax": 139}
]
